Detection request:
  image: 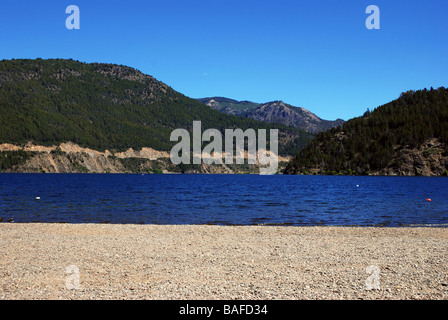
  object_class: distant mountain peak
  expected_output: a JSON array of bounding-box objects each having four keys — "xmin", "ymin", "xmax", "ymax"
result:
[{"xmin": 197, "ymin": 97, "xmax": 344, "ymax": 133}]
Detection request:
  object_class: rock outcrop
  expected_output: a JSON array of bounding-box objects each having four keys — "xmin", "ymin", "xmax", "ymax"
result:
[
  {"xmin": 0, "ymin": 142, "xmax": 290, "ymax": 174},
  {"xmin": 370, "ymin": 139, "xmax": 448, "ymax": 176}
]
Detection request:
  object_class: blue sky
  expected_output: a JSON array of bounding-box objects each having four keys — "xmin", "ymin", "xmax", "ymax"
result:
[{"xmin": 1, "ymin": 0, "xmax": 447, "ymax": 120}]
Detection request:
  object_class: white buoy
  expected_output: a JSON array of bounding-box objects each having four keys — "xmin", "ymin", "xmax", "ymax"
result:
[
  {"xmin": 35, "ymin": 197, "xmax": 41, "ymax": 200},
  {"xmin": 356, "ymin": 185, "xmax": 359, "ymax": 187}
]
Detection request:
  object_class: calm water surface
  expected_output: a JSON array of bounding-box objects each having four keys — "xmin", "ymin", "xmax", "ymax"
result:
[{"xmin": 0, "ymin": 174, "xmax": 447, "ymax": 227}]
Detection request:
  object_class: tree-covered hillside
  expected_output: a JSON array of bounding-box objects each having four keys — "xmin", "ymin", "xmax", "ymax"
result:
[
  {"xmin": 0, "ymin": 59, "xmax": 313, "ymax": 156},
  {"xmin": 284, "ymin": 87, "xmax": 448, "ymax": 175}
]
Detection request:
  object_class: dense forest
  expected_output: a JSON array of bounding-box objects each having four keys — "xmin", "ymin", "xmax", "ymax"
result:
[
  {"xmin": 284, "ymin": 87, "xmax": 448, "ymax": 175},
  {"xmin": 0, "ymin": 59, "xmax": 313, "ymax": 156}
]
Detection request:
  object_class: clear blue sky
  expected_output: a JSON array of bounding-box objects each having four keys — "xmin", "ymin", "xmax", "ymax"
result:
[{"xmin": 1, "ymin": 0, "xmax": 447, "ymax": 120}]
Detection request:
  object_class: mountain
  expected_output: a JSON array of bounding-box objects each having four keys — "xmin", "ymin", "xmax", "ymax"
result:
[
  {"xmin": 284, "ymin": 87, "xmax": 448, "ymax": 176},
  {"xmin": 0, "ymin": 58, "xmax": 314, "ymax": 173},
  {"xmin": 197, "ymin": 97, "xmax": 344, "ymax": 133}
]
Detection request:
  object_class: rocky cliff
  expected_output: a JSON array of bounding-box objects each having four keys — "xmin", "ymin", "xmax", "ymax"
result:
[
  {"xmin": 369, "ymin": 139, "xmax": 448, "ymax": 176},
  {"xmin": 0, "ymin": 142, "xmax": 291, "ymax": 174}
]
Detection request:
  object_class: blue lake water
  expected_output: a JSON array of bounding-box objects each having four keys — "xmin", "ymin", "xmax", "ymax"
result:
[{"xmin": 0, "ymin": 174, "xmax": 447, "ymax": 227}]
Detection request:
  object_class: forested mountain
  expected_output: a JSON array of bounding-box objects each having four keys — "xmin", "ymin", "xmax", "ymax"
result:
[
  {"xmin": 198, "ymin": 97, "xmax": 344, "ymax": 133},
  {"xmin": 284, "ymin": 87, "xmax": 448, "ymax": 176},
  {"xmin": 0, "ymin": 59, "xmax": 313, "ymax": 156}
]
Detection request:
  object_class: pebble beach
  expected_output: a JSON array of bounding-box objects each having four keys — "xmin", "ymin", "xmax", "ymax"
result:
[{"xmin": 0, "ymin": 223, "xmax": 447, "ymax": 300}]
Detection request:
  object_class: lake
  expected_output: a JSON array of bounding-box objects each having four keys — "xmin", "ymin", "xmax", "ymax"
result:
[{"xmin": 0, "ymin": 174, "xmax": 447, "ymax": 227}]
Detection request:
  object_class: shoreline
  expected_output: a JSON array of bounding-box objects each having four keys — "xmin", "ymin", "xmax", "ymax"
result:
[
  {"xmin": 2, "ymin": 172, "xmax": 448, "ymax": 177},
  {"xmin": 0, "ymin": 223, "xmax": 447, "ymax": 300},
  {"xmin": 1, "ymin": 221, "xmax": 448, "ymax": 228}
]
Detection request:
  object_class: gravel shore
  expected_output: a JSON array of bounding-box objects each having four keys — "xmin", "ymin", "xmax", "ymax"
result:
[{"xmin": 0, "ymin": 223, "xmax": 447, "ymax": 300}]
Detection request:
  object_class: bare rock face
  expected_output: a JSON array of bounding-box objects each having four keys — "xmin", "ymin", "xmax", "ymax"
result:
[
  {"xmin": 0, "ymin": 142, "xmax": 290, "ymax": 174},
  {"xmin": 370, "ymin": 139, "xmax": 448, "ymax": 176},
  {"xmin": 248, "ymin": 101, "xmax": 344, "ymax": 134},
  {"xmin": 114, "ymin": 147, "xmax": 169, "ymax": 160},
  {"xmin": 17, "ymin": 152, "xmax": 125, "ymax": 173}
]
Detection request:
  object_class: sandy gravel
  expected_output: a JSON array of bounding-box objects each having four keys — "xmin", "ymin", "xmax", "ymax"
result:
[{"xmin": 0, "ymin": 223, "xmax": 447, "ymax": 300}]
